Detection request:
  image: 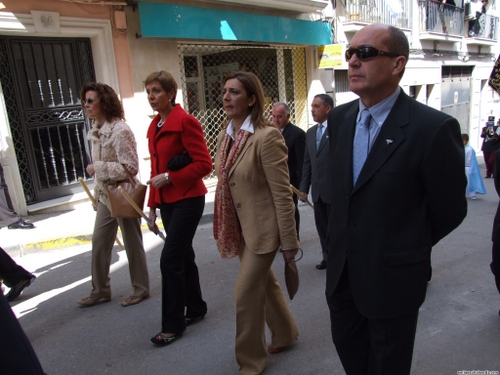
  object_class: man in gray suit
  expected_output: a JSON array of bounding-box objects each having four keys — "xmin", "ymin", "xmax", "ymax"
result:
[
  {"xmin": 299, "ymin": 94, "xmax": 333, "ymax": 269},
  {"xmin": 0, "ymin": 163, "xmax": 35, "ymax": 229}
]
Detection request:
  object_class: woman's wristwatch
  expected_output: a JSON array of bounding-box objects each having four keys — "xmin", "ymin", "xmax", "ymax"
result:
[{"xmin": 164, "ymin": 172, "xmax": 171, "ymax": 184}]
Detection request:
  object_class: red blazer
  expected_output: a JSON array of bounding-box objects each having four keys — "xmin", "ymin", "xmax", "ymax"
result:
[{"xmin": 147, "ymin": 105, "xmax": 212, "ymax": 207}]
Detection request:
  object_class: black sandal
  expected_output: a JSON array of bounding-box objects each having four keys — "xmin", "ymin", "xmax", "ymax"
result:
[{"xmin": 150, "ymin": 330, "xmax": 185, "ymax": 346}]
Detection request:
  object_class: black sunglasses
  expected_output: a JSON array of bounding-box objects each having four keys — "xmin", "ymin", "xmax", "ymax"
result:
[
  {"xmin": 345, "ymin": 46, "xmax": 400, "ymax": 62},
  {"xmin": 83, "ymin": 98, "xmax": 99, "ymax": 105}
]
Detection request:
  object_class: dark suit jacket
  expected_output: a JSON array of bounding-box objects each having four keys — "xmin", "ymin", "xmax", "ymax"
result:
[
  {"xmin": 281, "ymin": 122, "xmax": 306, "ymax": 189},
  {"xmin": 299, "ymin": 123, "xmax": 331, "ymax": 203},
  {"xmin": 492, "ymin": 151, "xmax": 500, "ymax": 243},
  {"xmin": 326, "ymin": 90, "xmax": 467, "ymax": 319}
]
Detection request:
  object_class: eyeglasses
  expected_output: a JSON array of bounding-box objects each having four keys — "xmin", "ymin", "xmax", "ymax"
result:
[
  {"xmin": 345, "ymin": 46, "xmax": 400, "ymax": 62},
  {"xmin": 83, "ymin": 98, "xmax": 99, "ymax": 105}
]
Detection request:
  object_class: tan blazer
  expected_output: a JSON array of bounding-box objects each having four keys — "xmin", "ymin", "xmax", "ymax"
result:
[{"xmin": 214, "ymin": 125, "xmax": 299, "ymax": 254}]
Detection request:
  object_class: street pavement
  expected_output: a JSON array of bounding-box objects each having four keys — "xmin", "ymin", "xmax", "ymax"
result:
[{"xmin": 4, "ymin": 171, "xmax": 500, "ymax": 374}]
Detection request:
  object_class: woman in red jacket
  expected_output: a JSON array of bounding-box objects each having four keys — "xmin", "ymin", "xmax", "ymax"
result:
[{"xmin": 145, "ymin": 70, "xmax": 212, "ymax": 346}]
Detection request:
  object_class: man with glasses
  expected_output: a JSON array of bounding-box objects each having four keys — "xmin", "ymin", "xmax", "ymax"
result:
[{"xmin": 325, "ymin": 24, "xmax": 467, "ymax": 374}]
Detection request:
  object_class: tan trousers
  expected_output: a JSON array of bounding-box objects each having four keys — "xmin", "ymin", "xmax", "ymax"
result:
[
  {"xmin": 89, "ymin": 202, "xmax": 150, "ymax": 299},
  {"xmin": 235, "ymin": 243, "xmax": 299, "ymax": 375}
]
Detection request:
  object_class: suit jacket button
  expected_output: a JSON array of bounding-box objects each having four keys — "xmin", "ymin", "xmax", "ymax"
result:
[
  {"xmin": 236, "ymin": 203, "xmax": 241, "ymax": 208},
  {"xmin": 230, "ymin": 182, "xmax": 235, "ymax": 187},
  {"xmin": 349, "ymin": 222, "xmax": 354, "ymax": 228}
]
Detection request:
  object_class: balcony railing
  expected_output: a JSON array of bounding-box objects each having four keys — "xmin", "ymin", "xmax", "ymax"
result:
[
  {"xmin": 346, "ymin": 0, "xmax": 411, "ymax": 29},
  {"xmin": 419, "ymin": 0, "xmax": 464, "ymax": 36},
  {"xmin": 467, "ymin": 13, "xmax": 498, "ymax": 40}
]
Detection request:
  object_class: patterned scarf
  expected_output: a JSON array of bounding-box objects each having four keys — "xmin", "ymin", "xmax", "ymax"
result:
[{"xmin": 213, "ymin": 130, "xmax": 251, "ymax": 259}]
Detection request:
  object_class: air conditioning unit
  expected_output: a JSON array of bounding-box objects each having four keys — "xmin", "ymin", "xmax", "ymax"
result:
[{"xmin": 464, "ymin": 2, "xmax": 474, "ymax": 20}]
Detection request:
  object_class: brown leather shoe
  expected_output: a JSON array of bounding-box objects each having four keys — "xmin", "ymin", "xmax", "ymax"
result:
[
  {"xmin": 121, "ymin": 294, "xmax": 150, "ymax": 307},
  {"xmin": 77, "ymin": 295, "xmax": 111, "ymax": 306},
  {"xmin": 267, "ymin": 345, "xmax": 286, "ymax": 354}
]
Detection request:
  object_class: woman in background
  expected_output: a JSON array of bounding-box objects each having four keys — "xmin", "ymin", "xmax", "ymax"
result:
[
  {"xmin": 462, "ymin": 133, "xmax": 486, "ymax": 200},
  {"xmin": 78, "ymin": 82, "xmax": 150, "ymax": 307},
  {"xmin": 214, "ymin": 71, "xmax": 300, "ymax": 375},
  {"xmin": 145, "ymin": 71, "xmax": 212, "ymax": 346}
]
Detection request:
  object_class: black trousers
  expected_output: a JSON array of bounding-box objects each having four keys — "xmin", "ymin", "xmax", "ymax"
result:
[
  {"xmin": 0, "ymin": 247, "xmax": 31, "ymax": 287},
  {"xmin": 159, "ymin": 195, "xmax": 207, "ymax": 333},
  {"xmin": 314, "ymin": 197, "xmax": 330, "ymax": 262},
  {"xmin": 0, "ymin": 292, "xmax": 45, "ymax": 374},
  {"xmin": 326, "ymin": 265, "xmax": 419, "ymax": 375},
  {"xmin": 492, "ymin": 243, "xmax": 500, "ymax": 296}
]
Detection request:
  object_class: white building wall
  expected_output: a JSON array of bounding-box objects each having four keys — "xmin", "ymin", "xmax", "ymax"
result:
[{"xmin": 330, "ymin": 0, "xmax": 500, "ymax": 152}]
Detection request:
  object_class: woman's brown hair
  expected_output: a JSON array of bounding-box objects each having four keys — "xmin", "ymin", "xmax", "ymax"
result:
[
  {"xmin": 80, "ymin": 82, "xmax": 125, "ymax": 122},
  {"xmin": 223, "ymin": 71, "xmax": 270, "ymax": 129}
]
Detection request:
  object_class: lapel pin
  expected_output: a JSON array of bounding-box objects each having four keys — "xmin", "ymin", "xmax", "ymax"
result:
[{"xmin": 386, "ymin": 139, "xmax": 393, "ymax": 145}]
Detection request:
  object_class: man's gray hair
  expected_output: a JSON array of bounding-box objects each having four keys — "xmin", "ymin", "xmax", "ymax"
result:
[{"xmin": 274, "ymin": 102, "xmax": 290, "ymax": 115}]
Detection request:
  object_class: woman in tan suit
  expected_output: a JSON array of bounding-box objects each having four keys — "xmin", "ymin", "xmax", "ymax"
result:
[{"xmin": 213, "ymin": 71, "xmax": 300, "ymax": 375}]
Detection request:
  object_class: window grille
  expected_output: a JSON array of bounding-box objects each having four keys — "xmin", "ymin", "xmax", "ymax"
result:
[{"xmin": 178, "ymin": 44, "xmax": 307, "ymax": 177}]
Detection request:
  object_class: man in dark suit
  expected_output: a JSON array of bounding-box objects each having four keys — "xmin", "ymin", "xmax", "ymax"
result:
[
  {"xmin": 0, "ymin": 247, "xmax": 36, "ymax": 301},
  {"xmin": 491, "ymin": 151, "xmax": 500, "ymax": 315},
  {"xmin": 0, "ymin": 292, "xmax": 45, "ymax": 374},
  {"xmin": 326, "ymin": 24, "xmax": 467, "ymax": 374},
  {"xmin": 272, "ymin": 102, "xmax": 306, "ymax": 238},
  {"xmin": 299, "ymin": 94, "xmax": 333, "ymax": 270}
]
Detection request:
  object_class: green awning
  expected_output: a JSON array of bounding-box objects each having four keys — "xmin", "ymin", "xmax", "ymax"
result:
[{"xmin": 138, "ymin": 2, "xmax": 332, "ymax": 45}]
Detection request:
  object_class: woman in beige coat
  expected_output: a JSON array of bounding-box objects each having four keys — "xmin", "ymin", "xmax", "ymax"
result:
[
  {"xmin": 78, "ymin": 82, "xmax": 150, "ymax": 307},
  {"xmin": 213, "ymin": 71, "xmax": 300, "ymax": 375}
]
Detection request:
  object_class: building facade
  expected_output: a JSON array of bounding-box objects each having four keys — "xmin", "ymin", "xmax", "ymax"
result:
[{"xmin": 0, "ymin": 0, "xmax": 498, "ymax": 214}]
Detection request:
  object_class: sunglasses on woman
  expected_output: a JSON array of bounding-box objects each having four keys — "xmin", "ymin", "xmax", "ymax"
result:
[
  {"xmin": 83, "ymin": 98, "xmax": 99, "ymax": 105},
  {"xmin": 345, "ymin": 46, "xmax": 400, "ymax": 62}
]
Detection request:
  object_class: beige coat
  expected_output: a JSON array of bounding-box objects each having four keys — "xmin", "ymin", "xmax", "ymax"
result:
[
  {"xmin": 214, "ymin": 125, "xmax": 299, "ymax": 254},
  {"xmin": 87, "ymin": 119, "xmax": 139, "ymax": 208}
]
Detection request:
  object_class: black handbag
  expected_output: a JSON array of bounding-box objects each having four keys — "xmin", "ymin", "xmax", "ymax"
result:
[{"xmin": 167, "ymin": 151, "xmax": 192, "ymax": 171}]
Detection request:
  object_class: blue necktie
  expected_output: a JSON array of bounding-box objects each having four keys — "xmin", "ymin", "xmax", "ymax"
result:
[
  {"xmin": 316, "ymin": 124, "xmax": 324, "ymax": 150},
  {"xmin": 352, "ymin": 110, "xmax": 372, "ymax": 184}
]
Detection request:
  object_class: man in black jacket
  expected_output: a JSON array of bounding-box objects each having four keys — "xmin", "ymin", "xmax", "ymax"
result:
[
  {"xmin": 0, "ymin": 247, "xmax": 36, "ymax": 301},
  {"xmin": 326, "ymin": 24, "xmax": 467, "ymax": 374},
  {"xmin": 299, "ymin": 95, "xmax": 333, "ymax": 270},
  {"xmin": 272, "ymin": 102, "xmax": 306, "ymax": 238},
  {"xmin": 491, "ymin": 151, "xmax": 500, "ymax": 315}
]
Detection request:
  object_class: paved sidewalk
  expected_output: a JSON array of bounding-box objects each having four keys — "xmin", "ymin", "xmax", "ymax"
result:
[
  {"xmin": 2, "ymin": 156, "xmax": 487, "ymax": 256},
  {"xmin": 2, "ymin": 179, "xmax": 217, "ymax": 256}
]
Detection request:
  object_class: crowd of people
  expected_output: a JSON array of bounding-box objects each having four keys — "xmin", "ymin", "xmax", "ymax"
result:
[{"xmin": 2, "ymin": 23, "xmax": 499, "ymax": 375}]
